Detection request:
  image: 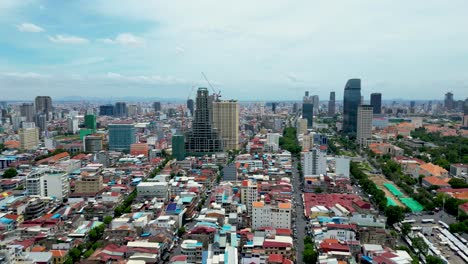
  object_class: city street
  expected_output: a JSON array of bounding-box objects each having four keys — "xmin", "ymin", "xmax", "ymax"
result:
[{"xmin": 291, "ymin": 158, "xmax": 307, "ymax": 264}]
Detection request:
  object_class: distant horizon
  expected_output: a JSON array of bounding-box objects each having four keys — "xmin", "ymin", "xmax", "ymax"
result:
[{"xmin": 1, "ymin": 1, "xmax": 468, "ymax": 100}]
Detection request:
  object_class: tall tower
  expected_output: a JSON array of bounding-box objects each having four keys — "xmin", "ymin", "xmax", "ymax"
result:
[
  {"xmin": 108, "ymin": 122, "xmax": 136, "ymax": 153},
  {"xmin": 444, "ymin": 92, "xmax": 454, "ymax": 110},
  {"xmin": 370, "ymin": 93, "xmax": 382, "ymax": 114},
  {"xmin": 187, "ymin": 99, "xmax": 194, "ymax": 116},
  {"xmin": 20, "ymin": 103, "xmax": 35, "ymax": 122},
  {"xmin": 357, "ymin": 105, "xmax": 373, "ymax": 146},
  {"xmin": 213, "ymin": 100, "xmax": 239, "ymax": 150},
  {"xmin": 343, "ymin": 79, "xmax": 361, "ymax": 137},
  {"xmin": 185, "ymin": 88, "xmax": 223, "ymax": 155},
  {"xmin": 328, "ymin": 92, "xmax": 335, "ymax": 117},
  {"xmin": 35, "ymin": 96, "xmax": 52, "ymax": 121},
  {"xmin": 302, "ymin": 91, "xmax": 314, "ymax": 129},
  {"xmin": 114, "ymin": 102, "xmax": 127, "ymax": 117},
  {"xmin": 153, "ymin": 102, "xmax": 161, "ymax": 112}
]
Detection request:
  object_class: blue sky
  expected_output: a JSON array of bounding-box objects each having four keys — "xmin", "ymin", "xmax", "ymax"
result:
[{"xmin": 1, "ymin": 0, "xmax": 468, "ymax": 101}]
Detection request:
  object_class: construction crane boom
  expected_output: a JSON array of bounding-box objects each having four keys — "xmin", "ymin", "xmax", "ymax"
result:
[{"xmin": 201, "ymin": 72, "xmax": 221, "ymax": 100}]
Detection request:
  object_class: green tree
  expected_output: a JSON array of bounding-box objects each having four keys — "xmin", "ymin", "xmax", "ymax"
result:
[
  {"xmin": 426, "ymin": 255, "xmax": 445, "ymax": 264},
  {"xmin": 401, "ymin": 222, "xmax": 411, "ymax": 237},
  {"xmin": 418, "ymin": 175, "xmax": 425, "ymax": 185},
  {"xmin": 68, "ymin": 247, "xmax": 81, "ymax": 262},
  {"xmin": 103, "ymin": 216, "xmax": 113, "ymax": 225},
  {"xmin": 83, "ymin": 249, "xmax": 94, "ymax": 258},
  {"xmin": 449, "ymin": 178, "xmax": 468, "ymax": 189},
  {"xmin": 3, "ymin": 167, "xmax": 18, "ymax": 178},
  {"xmin": 384, "ymin": 206, "xmax": 405, "ymax": 226},
  {"xmin": 178, "ymin": 227, "xmax": 186, "ymax": 237},
  {"xmin": 412, "ymin": 237, "xmax": 428, "ymax": 257}
]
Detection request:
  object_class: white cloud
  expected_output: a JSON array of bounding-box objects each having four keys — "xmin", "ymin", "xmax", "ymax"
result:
[
  {"xmin": 175, "ymin": 46, "xmax": 185, "ymax": 54},
  {"xmin": 17, "ymin": 22, "xmax": 44, "ymax": 32},
  {"xmin": 99, "ymin": 33, "xmax": 145, "ymax": 46},
  {"xmin": 105, "ymin": 72, "xmax": 187, "ymax": 84},
  {"xmin": 0, "ymin": 72, "xmax": 50, "ymax": 79},
  {"xmin": 48, "ymin": 35, "xmax": 89, "ymax": 44}
]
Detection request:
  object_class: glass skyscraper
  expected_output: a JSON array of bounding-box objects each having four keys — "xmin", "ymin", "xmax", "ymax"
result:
[
  {"xmin": 108, "ymin": 123, "xmax": 136, "ymax": 153},
  {"xmin": 370, "ymin": 93, "xmax": 382, "ymax": 114},
  {"xmin": 343, "ymin": 79, "xmax": 361, "ymax": 137},
  {"xmin": 302, "ymin": 91, "xmax": 314, "ymax": 128}
]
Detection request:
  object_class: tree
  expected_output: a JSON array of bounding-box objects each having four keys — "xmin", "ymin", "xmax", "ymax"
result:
[
  {"xmin": 178, "ymin": 227, "xmax": 186, "ymax": 237},
  {"xmin": 384, "ymin": 206, "xmax": 405, "ymax": 226},
  {"xmin": 68, "ymin": 247, "xmax": 81, "ymax": 262},
  {"xmin": 401, "ymin": 222, "xmax": 411, "ymax": 237},
  {"xmin": 3, "ymin": 167, "xmax": 18, "ymax": 178},
  {"xmin": 449, "ymin": 178, "xmax": 468, "ymax": 189},
  {"xmin": 426, "ymin": 255, "xmax": 445, "ymax": 264},
  {"xmin": 103, "ymin": 216, "xmax": 113, "ymax": 225},
  {"xmin": 418, "ymin": 175, "xmax": 425, "ymax": 186},
  {"xmin": 412, "ymin": 237, "xmax": 428, "ymax": 257}
]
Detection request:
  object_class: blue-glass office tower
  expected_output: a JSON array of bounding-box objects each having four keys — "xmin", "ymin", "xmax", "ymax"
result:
[
  {"xmin": 343, "ymin": 79, "xmax": 362, "ymax": 137},
  {"xmin": 302, "ymin": 91, "xmax": 314, "ymax": 128},
  {"xmin": 99, "ymin": 104, "xmax": 114, "ymax": 116},
  {"xmin": 370, "ymin": 93, "xmax": 382, "ymax": 114},
  {"xmin": 108, "ymin": 123, "xmax": 136, "ymax": 153}
]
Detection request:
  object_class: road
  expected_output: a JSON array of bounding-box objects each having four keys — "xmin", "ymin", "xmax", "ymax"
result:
[{"xmin": 291, "ymin": 158, "xmax": 307, "ymax": 264}]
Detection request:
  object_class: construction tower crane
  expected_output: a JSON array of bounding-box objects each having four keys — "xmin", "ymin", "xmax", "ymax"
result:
[{"xmin": 201, "ymin": 72, "xmax": 221, "ymax": 100}]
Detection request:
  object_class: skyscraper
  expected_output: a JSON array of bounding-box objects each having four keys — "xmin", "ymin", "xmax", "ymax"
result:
[
  {"xmin": 20, "ymin": 103, "xmax": 35, "ymax": 122},
  {"xmin": 108, "ymin": 122, "xmax": 136, "ymax": 153},
  {"xmin": 272, "ymin": 102, "xmax": 277, "ymax": 114},
  {"xmin": 302, "ymin": 91, "xmax": 314, "ymax": 129},
  {"xmin": 444, "ymin": 92, "xmax": 454, "ymax": 110},
  {"xmin": 35, "ymin": 96, "xmax": 52, "ymax": 121},
  {"xmin": 357, "ymin": 105, "xmax": 373, "ymax": 146},
  {"xmin": 312, "ymin": 95, "xmax": 319, "ymax": 114},
  {"xmin": 84, "ymin": 114, "xmax": 97, "ymax": 131},
  {"xmin": 99, "ymin": 104, "xmax": 114, "ymax": 116},
  {"xmin": 114, "ymin": 102, "xmax": 127, "ymax": 117},
  {"xmin": 328, "ymin": 92, "xmax": 335, "ymax": 117},
  {"xmin": 153, "ymin": 101, "xmax": 161, "ymax": 112},
  {"xmin": 185, "ymin": 88, "xmax": 223, "ymax": 156},
  {"xmin": 213, "ymin": 100, "xmax": 239, "ymax": 150},
  {"xmin": 34, "ymin": 113, "xmax": 47, "ymax": 133},
  {"xmin": 19, "ymin": 127, "xmax": 39, "ymax": 150},
  {"xmin": 343, "ymin": 79, "xmax": 362, "ymax": 137},
  {"xmin": 187, "ymin": 99, "xmax": 194, "ymax": 116},
  {"xmin": 302, "ymin": 147, "xmax": 327, "ymax": 176},
  {"xmin": 172, "ymin": 134, "xmax": 186, "ymax": 161},
  {"xmin": 410, "ymin": 101, "xmax": 416, "ymax": 114},
  {"xmin": 370, "ymin": 93, "xmax": 382, "ymax": 114}
]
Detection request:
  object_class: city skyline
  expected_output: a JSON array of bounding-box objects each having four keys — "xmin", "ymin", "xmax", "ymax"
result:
[{"xmin": 1, "ymin": 1, "xmax": 468, "ymax": 100}]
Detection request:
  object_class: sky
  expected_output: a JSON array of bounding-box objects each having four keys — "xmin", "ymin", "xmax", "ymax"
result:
[{"xmin": 1, "ymin": 0, "xmax": 468, "ymax": 101}]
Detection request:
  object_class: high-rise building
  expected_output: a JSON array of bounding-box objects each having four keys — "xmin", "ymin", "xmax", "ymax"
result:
[
  {"xmin": 292, "ymin": 103, "xmax": 298, "ymax": 113},
  {"xmin": 187, "ymin": 99, "xmax": 194, "ymax": 116},
  {"xmin": 153, "ymin": 102, "xmax": 161, "ymax": 112},
  {"xmin": 99, "ymin": 104, "xmax": 114, "ymax": 116},
  {"xmin": 302, "ymin": 91, "xmax": 314, "ymax": 128},
  {"xmin": 296, "ymin": 118, "xmax": 308, "ymax": 135},
  {"xmin": 19, "ymin": 127, "xmax": 39, "ymax": 150},
  {"xmin": 357, "ymin": 105, "xmax": 373, "ymax": 146},
  {"xmin": 335, "ymin": 156, "xmax": 350, "ymax": 177},
  {"xmin": 84, "ymin": 114, "xmax": 97, "ymax": 131},
  {"xmin": 462, "ymin": 98, "xmax": 468, "ymax": 127},
  {"xmin": 26, "ymin": 169, "xmax": 69, "ymax": 201},
  {"xmin": 34, "ymin": 113, "xmax": 47, "ymax": 133},
  {"xmin": 185, "ymin": 88, "xmax": 223, "ymax": 156},
  {"xmin": 172, "ymin": 134, "xmax": 186, "ymax": 161},
  {"xmin": 328, "ymin": 92, "xmax": 335, "ymax": 117},
  {"xmin": 74, "ymin": 174, "xmax": 103, "ymax": 196},
  {"xmin": 241, "ymin": 180, "xmax": 258, "ymax": 214},
  {"xmin": 444, "ymin": 92, "xmax": 454, "ymax": 110},
  {"xmin": 252, "ymin": 201, "xmax": 291, "ymax": 229},
  {"xmin": 370, "ymin": 93, "xmax": 382, "ymax": 114},
  {"xmin": 127, "ymin": 104, "xmax": 138, "ymax": 117},
  {"xmin": 312, "ymin": 95, "xmax": 319, "ymax": 114},
  {"xmin": 108, "ymin": 122, "xmax": 136, "ymax": 152},
  {"xmin": 20, "ymin": 103, "xmax": 35, "ymax": 122},
  {"xmin": 212, "ymin": 100, "xmax": 239, "ymax": 150},
  {"xmin": 114, "ymin": 102, "xmax": 127, "ymax": 117},
  {"xmin": 84, "ymin": 136, "xmax": 103, "ymax": 152},
  {"xmin": 35, "ymin": 96, "xmax": 53, "ymax": 121},
  {"xmin": 67, "ymin": 118, "xmax": 79, "ymax": 134},
  {"xmin": 271, "ymin": 102, "xmax": 277, "ymax": 113},
  {"xmin": 343, "ymin": 79, "xmax": 362, "ymax": 137},
  {"xmin": 410, "ymin": 101, "xmax": 416, "ymax": 114},
  {"xmin": 302, "ymin": 148, "xmax": 327, "ymax": 176}
]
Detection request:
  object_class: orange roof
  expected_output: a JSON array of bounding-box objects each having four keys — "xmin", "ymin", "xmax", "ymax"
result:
[
  {"xmin": 31, "ymin": 246, "xmax": 46, "ymax": 252},
  {"xmin": 420, "ymin": 163, "xmax": 447, "ymax": 176},
  {"xmin": 252, "ymin": 201, "xmax": 264, "ymax": 208},
  {"xmin": 278, "ymin": 203, "xmax": 291, "ymax": 209},
  {"xmin": 424, "ymin": 176, "xmax": 450, "ymax": 187},
  {"xmin": 4, "ymin": 140, "xmax": 20, "ymax": 149},
  {"xmin": 50, "ymin": 250, "xmax": 67, "ymax": 257}
]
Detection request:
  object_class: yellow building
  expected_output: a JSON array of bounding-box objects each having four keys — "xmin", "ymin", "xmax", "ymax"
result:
[
  {"xmin": 74, "ymin": 174, "xmax": 103, "ymax": 195},
  {"xmin": 212, "ymin": 100, "xmax": 239, "ymax": 150},
  {"xmin": 19, "ymin": 127, "xmax": 39, "ymax": 150}
]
